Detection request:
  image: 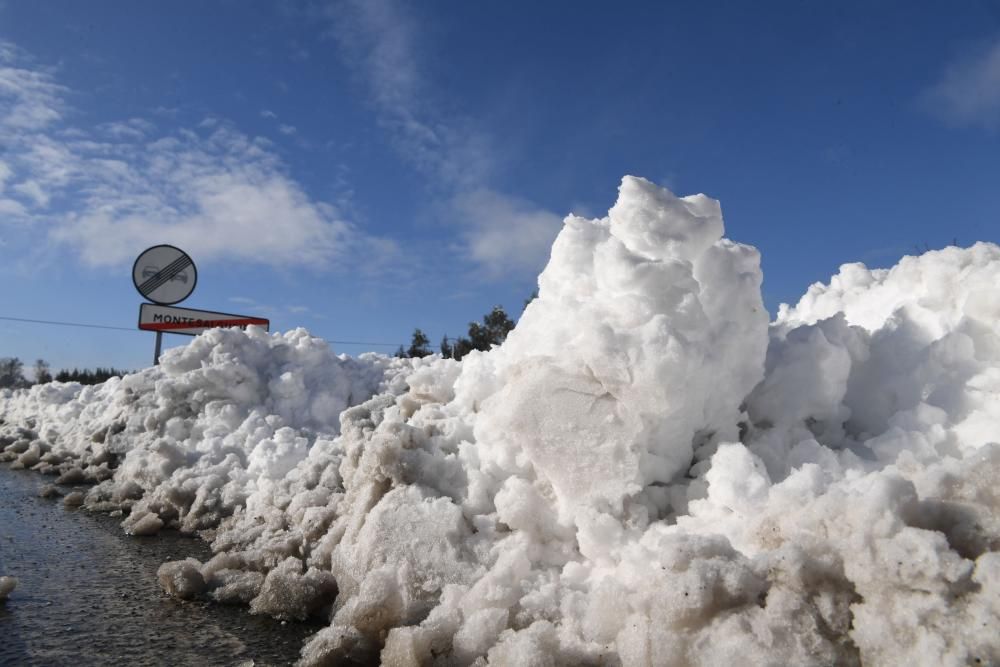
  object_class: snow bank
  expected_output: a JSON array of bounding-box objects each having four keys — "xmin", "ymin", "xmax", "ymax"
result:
[
  {"xmin": 0, "ymin": 327, "xmax": 399, "ymax": 533},
  {"xmin": 2, "ymin": 176, "xmax": 998, "ymax": 666}
]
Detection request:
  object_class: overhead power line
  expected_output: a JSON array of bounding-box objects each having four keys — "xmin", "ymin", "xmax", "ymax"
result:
[
  {"xmin": 0, "ymin": 315, "xmax": 134, "ymax": 332},
  {"xmin": 0, "ymin": 315, "xmax": 401, "ymax": 348}
]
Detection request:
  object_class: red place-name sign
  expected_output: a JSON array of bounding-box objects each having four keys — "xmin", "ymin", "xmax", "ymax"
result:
[{"xmin": 138, "ymin": 303, "xmax": 269, "ymax": 336}]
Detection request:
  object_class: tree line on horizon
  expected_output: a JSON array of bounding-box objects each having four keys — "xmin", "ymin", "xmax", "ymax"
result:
[
  {"xmin": 0, "ymin": 357, "xmax": 131, "ymax": 389},
  {"xmin": 396, "ymin": 293, "xmax": 536, "ymax": 361}
]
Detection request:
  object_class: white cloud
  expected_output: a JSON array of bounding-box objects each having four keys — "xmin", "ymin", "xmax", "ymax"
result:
[
  {"xmin": 452, "ymin": 189, "xmax": 563, "ymax": 279},
  {"xmin": 0, "ymin": 197, "xmax": 26, "ymax": 217},
  {"xmin": 97, "ymin": 118, "xmax": 155, "ymax": 141},
  {"xmin": 0, "ymin": 40, "xmax": 396, "ymax": 273},
  {"xmin": 260, "ymin": 109, "xmax": 277, "ymax": 119},
  {"xmin": 329, "ymin": 0, "xmax": 492, "ymax": 187},
  {"xmin": 328, "ymin": 0, "xmax": 561, "ymax": 280},
  {"xmin": 12, "ymin": 179, "xmax": 48, "ymax": 207},
  {"xmin": 50, "ymin": 126, "xmax": 354, "ymax": 268},
  {"xmin": 0, "ymin": 42, "xmax": 66, "ymax": 131},
  {"xmin": 922, "ymin": 38, "xmax": 1000, "ymax": 130},
  {"xmin": 279, "ymin": 123, "xmax": 297, "ymax": 135}
]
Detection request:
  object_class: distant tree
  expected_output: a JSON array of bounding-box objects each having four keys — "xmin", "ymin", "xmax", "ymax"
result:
[
  {"xmin": 447, "ymin": 305, "xmax": 516, "ymax": 361},
  {"xmin": 482, "ymin": 305, "xmax": 515, "ymax": 342},
  {"xmin": 33, "ymin": 359, "xmax": 52, "ymax": 384},
  {"xmin": 451, "ymin": 336, "xmax": 475, "ymax": 360},
  {"xmin": 0, "ymin": 357, "xmax": 26, "ymax": 388},
  {"xmin": 52, "ymin": 367, "xmax": 130, "ymax": 385},
  {"xmin": 440, "ymin": 335, "xmax": 453, "ymax": 359},
  {"xmin": 394, "ymin": 345, "xmax": 407, "ymax": 358},
  {"xmin": 407, "ymin": 329, "xmax": 432, "ymax": 358}
]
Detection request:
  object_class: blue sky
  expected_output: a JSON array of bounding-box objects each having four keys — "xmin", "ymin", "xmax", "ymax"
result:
[{"xmin": 1, "ymin": 1, "xmax": 999, "ymax": 373}]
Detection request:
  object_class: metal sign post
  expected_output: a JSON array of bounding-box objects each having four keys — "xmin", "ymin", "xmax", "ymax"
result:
[{"xmin": 153, "ymin": 331, "xmax": 163, "ymax": 366}]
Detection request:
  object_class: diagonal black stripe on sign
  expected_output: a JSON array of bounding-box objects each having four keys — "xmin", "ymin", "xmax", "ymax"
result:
[
  {"xmin": 139, "ymin": 255, "xmax": 187, "ymax": 290},
  {"xmin": 139, "ymin": 255, "xmax": 190, "ymax": 294},
  {"xmin": 142, "ymin": 257, "xmax": 191, "ymax": 294},
  {"xmin": 139, "ymin": 255, "xmax": 192, "ymax": 295},
  {"xmin": 137, "ymin": 257, "xmax": 181, "ymax": 294}
]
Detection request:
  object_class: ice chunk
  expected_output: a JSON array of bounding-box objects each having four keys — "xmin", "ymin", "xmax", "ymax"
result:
[
  {"xmin": 157, "ymin": 559, "xmax": 206, "ymax": 599},
  {"xmin": 249, "ymin": 557, "xmax": 337, "ymax": 621},
  {"xmin": 123, "ymin": 509, "xmax": 164, "ymax": 536},
  {"xmin": 0, "ymin": 576, "xmax": 17, "ymax": 601},
  {"xmin": 62, "ymin": 491, "xmax": 85, "ymax": 507}
]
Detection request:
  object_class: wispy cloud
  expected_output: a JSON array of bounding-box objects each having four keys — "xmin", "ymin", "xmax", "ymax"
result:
[
  {"xmin": 452, "ymin": 189, "xmax": 561, "ymax": 278},
  {"xmin": 50, "ymin": 127, "xmax": 355, "ymax": 268},
  {"xmin": 922, "ymin": 37, "xmax": 1000, "ymax": 130},
  {"xmin": 97, "ymin": 118, "xmax": 155, "ymax": 141},
  {"xmin": 0, "ymin": 42, "xmax": 66, "ymax": 132},
  {"xmin": 326, "ymin": 0, "xmax": 562, "ymax": 280},
  {"xmin": 0, "ymin": 40, "xmax": 398, "ymax": 273},
  {"xmin": 327, "ymin": 0, "xmax": 492, "ymax": 187}
]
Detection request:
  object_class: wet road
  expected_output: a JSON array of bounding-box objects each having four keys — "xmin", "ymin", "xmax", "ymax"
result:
[{"xmin": 0, "ymin": 469, "xmax": 323, "ymax": 666}]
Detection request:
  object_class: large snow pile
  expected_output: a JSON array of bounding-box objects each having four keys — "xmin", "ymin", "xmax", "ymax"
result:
[
  {"xmin": 2, "ymin": 176, "xmax": 998, "ymax": 666},
  {"xmin": 0, "ymin": 328, "xmax": 399, "ymax": 534}
]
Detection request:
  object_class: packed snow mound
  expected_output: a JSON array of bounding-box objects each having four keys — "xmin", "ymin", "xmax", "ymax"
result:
[
  {"xmin": 2, "ymin": 177, "xmax": 998, "ymax": 666},
  {"xmin": 465, "ymin": 175, "xmax": 769, "ymax": 521},
  {"xmin": 0, "ymin": 326, "xmax": 401, "ymax": 532}
]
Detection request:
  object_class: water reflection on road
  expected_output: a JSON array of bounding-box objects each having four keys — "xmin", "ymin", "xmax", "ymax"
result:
[{"xmin": 0, "ymin": 470, "xmax": 322, "ymax": 666}]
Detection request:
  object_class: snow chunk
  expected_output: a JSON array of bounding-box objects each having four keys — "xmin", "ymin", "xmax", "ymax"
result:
[
  {"xmin": 249, "ymin": 557, "xmax": 337, "ymax": 621},
  {"xmin": 0, "ymin": 576, "xmax": 17, "ymax": 601},
  {"xmin": 157, "ymin": 559, "xmax": 206, "ymax": 599}
]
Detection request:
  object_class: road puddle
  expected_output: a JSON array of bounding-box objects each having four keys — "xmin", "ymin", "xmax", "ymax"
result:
[{"xmin": 0, "ymin": 469, "xmax": 323, "ymax": 666}]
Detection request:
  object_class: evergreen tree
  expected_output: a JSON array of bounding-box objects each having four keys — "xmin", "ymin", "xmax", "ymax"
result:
[
  {"xmin": 440, "ymin": 336, "xmax": 453, "ymax": 359},
  {"xmin": 0, "ymin": 357, "xmax": 25, "ymax": 388},
  {"xmin": 407, "ymin": 329, "xmax": 432, "ymax": 358},
  {"xmin": 33, "ymin": 359, "xmax": 52, "ymax": 384},
  {"xmin": 451, "ymin": 336, "xmax": 475, "ymax": 360},
  {"xmin": 394, "ymin": 345, "xmax": 407, "ymax": 358},
  {"xmin": 482, "ymin": 305, "xmax": 515, "ymax": 342},
  {"xmin": 447, "ymin": 305, "xmax": 516, "ymax": 361},
  {"xmin": 50, "ymin": 367, "xmax": 130, "ymax": 385}
]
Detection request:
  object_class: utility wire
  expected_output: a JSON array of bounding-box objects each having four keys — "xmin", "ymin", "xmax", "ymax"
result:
[
  {"xmin": 0, "ymin": 315, "xmax": 134, "ymax": 332},
  {"xmin": 0, "ymin": 315, "xmax": 401, "ymax": 348}
]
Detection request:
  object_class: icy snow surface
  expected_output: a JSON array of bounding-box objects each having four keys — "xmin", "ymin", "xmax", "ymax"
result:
[{"xmin": 2, "ymin": 176, "xmax": 999, "ymax": 666}]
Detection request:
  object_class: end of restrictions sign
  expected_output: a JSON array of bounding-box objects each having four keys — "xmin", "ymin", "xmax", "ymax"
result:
[
  {"xmin": 139, "ymin": 303, "xmax": 269, "ymax": 336},
  {"xmin": 132, "ymin": 245, "xmax": 197, "ymax": 305}
]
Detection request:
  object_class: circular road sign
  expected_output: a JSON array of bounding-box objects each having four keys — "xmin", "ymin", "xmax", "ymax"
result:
[{"xmin": 132, "ymin": 244, "xmax": 197, "ymax": 305}]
